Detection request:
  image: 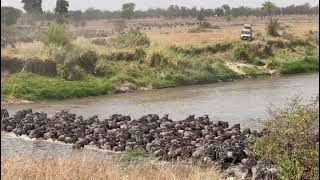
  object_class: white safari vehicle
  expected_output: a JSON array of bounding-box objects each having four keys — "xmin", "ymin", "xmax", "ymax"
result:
[{"xmin": 240, "ymin": 24, "xmax": 253, "ymax": 41}]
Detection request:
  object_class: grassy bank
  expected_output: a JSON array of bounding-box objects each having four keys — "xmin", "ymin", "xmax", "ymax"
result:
[
  {"xmin": 1, "ymin": 73, "xmax": 114, "ymax": 101},
  {"xmin": 1, "ymin": 153, "xmax": 221, "ymax": 180},
  {"xmin": 1, "ymin": 28, "xmax": 319, "ymax": 101}
]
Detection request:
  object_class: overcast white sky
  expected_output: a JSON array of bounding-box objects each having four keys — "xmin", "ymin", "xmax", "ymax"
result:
[{"xmin": 1, "ymin": 0, "xmax": 318, "ymax": 11}]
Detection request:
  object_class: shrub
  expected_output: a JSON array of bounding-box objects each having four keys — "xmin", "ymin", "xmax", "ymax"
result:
[
  {"xmin": 133, "ymin": 48, "xmax": 146, "ymax": 63},
  {"xmin": 57, "ymin": 61, "xmax": 86, "ymax": 81},
  {"xmin": 305, "ymin": 31, "xmax": 319, "ymax": 44},
  {"xmin": 46, "ymin": 44, "xmax": 68, "ymax": 64},
  {"xmin": 38, "ymin": 24, "xmax": 72, "ymax": 47},
  {"xmin": 108, "ymin": 29, "xmax": 150, "ymax": 48},
  {"xmin": 253, "ymin": 96, "xmax": 319, "ymax": 180},
  {"xmin": 207, "ymin": 42, "xmax": 233, "ymax": 53},
  {"xmin": 266, "ymin": 17, "xmax": 280, "ymax": 37},
  {"xmin": 148, "ymin": 52, "xmax": 169, "ymax": 67},
  {"xmin": 77, "ymin": 49, "xmax": 98, "ymax": 74},
  {"xmin": 233, "ymin": 43, "xmax": 256, "ymax": 63},
  {"xmin": 102, "ymin": 51, "xmax": 135, "ymax": 61},
  {"xmin": 94, "ymin": 60, "xmax": 118, "ymax": 77},
  {"xmin": 265, "ymin": 38, "xmax": 291, "ymax": 49}
]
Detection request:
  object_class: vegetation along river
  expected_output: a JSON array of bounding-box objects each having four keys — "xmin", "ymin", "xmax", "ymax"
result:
[{"xmin": 1, "ymin": 73, "xmax": 319, "ymax": 157}]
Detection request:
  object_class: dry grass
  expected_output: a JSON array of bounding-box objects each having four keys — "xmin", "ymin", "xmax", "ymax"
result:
[
  {"xmin": 71, "ymin": 15, "xmax": 319, "ymax": 46},
  {"xmin": 1, "ymin": 15, "xmax": 318, "ymax": 59},
  {"xmin": 1, "ymin": 41, "xmax": 48, "ymax": 60},
  {"xmin": 146, "ymin": 16, "xmax": 319, "ymax": 46},
  {"xmin": 1, "ymin": 153, "xmax": 221, "ymax": 180}
]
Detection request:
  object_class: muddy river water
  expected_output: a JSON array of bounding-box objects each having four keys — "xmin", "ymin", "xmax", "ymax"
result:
[{"xmin": 1, "ymin": 73, "xmax": 319, "ymax": 157}]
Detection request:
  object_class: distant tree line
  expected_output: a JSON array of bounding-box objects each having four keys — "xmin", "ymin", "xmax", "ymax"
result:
[
  {"xmin": 1, "ymin": 2, "xmax": 319, "ymax": 26},
  {"xmin": 53, "ymin": 3, "xmax": 319, "ymax": 21}
]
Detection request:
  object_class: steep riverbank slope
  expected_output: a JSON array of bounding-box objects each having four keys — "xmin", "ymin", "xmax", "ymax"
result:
[{"xmin": 1, "ymin": 30, "xmax": 319, "ymax": 102}]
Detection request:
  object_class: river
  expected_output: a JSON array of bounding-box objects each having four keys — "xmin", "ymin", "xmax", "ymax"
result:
[{"xmin": 1, "ymin": 73, "xmax": 319, "ymax": 156}]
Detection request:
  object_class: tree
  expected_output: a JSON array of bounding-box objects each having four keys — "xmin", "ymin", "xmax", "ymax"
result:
[
  {"xmin": 196, "ymin": 8, "xmax": 206, "ymax": 23},
  {"xmin": 69, "ymin": 10, "xmax": 82, "ymax": 27},
  {"xmin": 122, "ymin": 3, "xmax": 135, "ymax": 19},
  {"xmin": 55, "ymin": 0, "xmax": 69, "ymax": 24},
  {"xmin": 1, "ymin": 7, "xmax": 22, "ymax": 25},
  {"xmin": 222, "ymin": 4, "xmax": 231, "ymax": 16},
  {"xmin": 262, "ymin": 1, "xmax": 279, "ymax": 36},
  {"xmin": 214, "ymin": 8, "xmax": 224, "ymax": 16},
  {"xmin": 262, "ymin": 1, "xmax": 276, "ymax": 19},
  {"xmin": 21, "ymin": 0, "xmax": 42, "ymax": 14},
  {"xmin": 84, "ymin": 8, "xmax": 103, "ymax": 20}
]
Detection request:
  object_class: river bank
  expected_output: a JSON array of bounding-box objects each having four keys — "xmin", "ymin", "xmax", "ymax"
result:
[{"xmin": 1, "ymin": 29, "xmax": 319, "ymax": 102}]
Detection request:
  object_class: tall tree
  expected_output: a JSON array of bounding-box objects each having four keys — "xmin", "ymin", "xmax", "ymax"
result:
[
  {"xmin": 222, "ymin": 4, "xmax": 231, "ymax": 16},
  {"xmin": 214, "ymin": 7, "xmax": 224, "ymax": 16},
  {"xmin": 196, "ymin": 8, "xmax": 206, "ymax": 23},
  {"xmin": 262, "ymin": 1, "xmax": 279, "ymax": 36},
  {"xmin": 262, "ymin": 1, "xmax": 276, "ymax": 19},
  {"xmin": 1, "ymin": 7, "xmax": 22, "ymax": 25},
  {"xmin": 55, "ymin": 0, "xmax": 69, "ymax": 24},
  {"xmin": 121, "ymin": 3, "xmax": 135, "ymax": 19},
  {"xmin": 21, "ymin": 0, "xmax": 42, "ymax": 14}
]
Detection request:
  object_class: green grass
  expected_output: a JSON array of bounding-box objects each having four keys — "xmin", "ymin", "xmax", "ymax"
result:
[
  {"xmin": 241, "ymin": 66, "xmax": 269, "ymax": 77},
  {"xmin": 1, "ymin": 73, "xmax": 114, "ymax": 101},
  {"xmin": 211, "ymin": 60, "xmax": 240, "ymax": 81},
  {"xmin": 119, "ymin": 149, "xmax": 150, "ymax": 168},
  {"xmin": 269, "ymin": 55, "xmax": 319, "ymax": 74}
]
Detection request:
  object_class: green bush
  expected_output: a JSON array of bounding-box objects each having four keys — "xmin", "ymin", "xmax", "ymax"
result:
[
  {"xmin": 305, "ymin": 31, "xmax": 319, "ymax": 44},
  {"xmin": 102, "ymin": 51, "xmax": 135, "ymax": 61},
  {"xmin": 46, "ymin": 44, "xmax": 68, "ymax": 64},
  {"xmin": 233, "ymin": 44, "xmax": 256, "ymax": 63},
  {"xmin": 253, "ymin": 96, "xmax": 319, "ymax": 180},
  {"xmin": 38, "ymin": 24, "xmax": 72, "ymax": 47},
  {"xmin": 77, "ymin": 49, "xmax": 98, "ymax": 74},
  {"xmin": 94, "ymin": 60, "xmax": 119, "ymax": 77},
  {"xmin": 147, "ymin": 52, "xmax": 169, "ymax": 67},
  {"xmin": 133, "ymin": 48, "xmax": 146, "ymax": 63},
  {"xmin": 265, "ymin": 38, "xmax": 291, "ymax": 48},
  {"xmin": 57, "ymin": 61, "xmax": 86, "ymax": 81},
  {"xmin": 107, "ymin": 29, "xmax": 150, "ymax": 48}
]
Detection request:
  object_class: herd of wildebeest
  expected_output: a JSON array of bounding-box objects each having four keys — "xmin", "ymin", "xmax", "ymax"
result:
[{"xmin": 1, "ymin": 108, "xmax": 281, "ymax": 179}]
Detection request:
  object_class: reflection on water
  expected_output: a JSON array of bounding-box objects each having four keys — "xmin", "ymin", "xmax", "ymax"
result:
[{"xmin": 1, "ymin": 73, "xmax": 319, "ymax": 156}]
